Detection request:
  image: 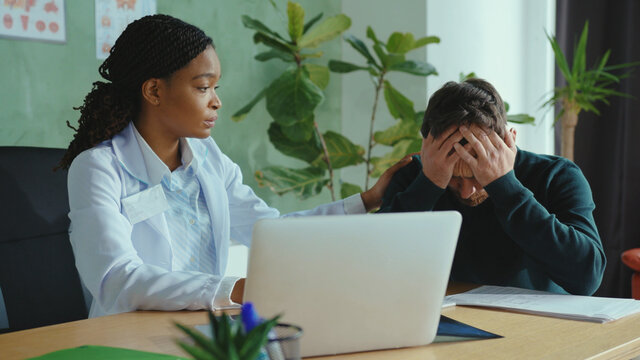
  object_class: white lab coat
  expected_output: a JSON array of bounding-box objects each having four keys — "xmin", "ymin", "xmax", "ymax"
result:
[{"xmin": 68, "ymin": 123, "xmax": 362, "ymax": 317}]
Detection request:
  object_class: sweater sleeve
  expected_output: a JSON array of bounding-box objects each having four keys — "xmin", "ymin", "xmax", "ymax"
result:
[
  {"xmin": 484, "ymin": 166, "xmax": 606, "ymax": 295},
  {"xmin": 377, "ymin": 157, "xmax": 446, "ymax": 213}
]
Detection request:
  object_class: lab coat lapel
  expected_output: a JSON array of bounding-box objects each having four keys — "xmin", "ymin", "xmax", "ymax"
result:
[{"xmin": 111, "ymin": 123, "xmax": 172, "ymax": 250}]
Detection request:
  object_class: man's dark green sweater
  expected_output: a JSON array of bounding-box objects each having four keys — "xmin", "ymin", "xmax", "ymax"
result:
[{"xmin": 378, "ymin": 149, "xmax": 606, "ymax": 295}]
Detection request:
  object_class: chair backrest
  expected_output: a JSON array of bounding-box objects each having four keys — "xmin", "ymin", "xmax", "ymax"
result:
[{"xmin": 0, "ymin": 146, "xmax": 87, "ymax": 332}]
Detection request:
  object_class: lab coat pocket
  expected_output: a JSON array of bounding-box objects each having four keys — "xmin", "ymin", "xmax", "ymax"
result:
[{"xmin": 121, "ymin": 184, "xmax": 170, "ymax": 225}]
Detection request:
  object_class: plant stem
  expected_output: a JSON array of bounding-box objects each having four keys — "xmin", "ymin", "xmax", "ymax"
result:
[
  {"xmin": 314, "ymin": 121, "xmax": 335, "ymax": 201},
  {"xmin": 365, "ymin": 74, "xmax": 385, "ymax": 190},
  {"xmin": 561, "ymin": 98, "xmax": 580, "ymax": 162}
]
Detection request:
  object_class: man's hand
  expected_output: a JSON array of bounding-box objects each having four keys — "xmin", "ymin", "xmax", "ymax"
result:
[
  {"xmin": 454, "ymin": 125, "xmax": 517, "ymax": 187},
  {"xmin": 361, "ymin": 154, "xmax": 414, "ymax": 211},
  {"xmin": 421, "ymin": 125, "xmax": 464, "ymax": 189}
]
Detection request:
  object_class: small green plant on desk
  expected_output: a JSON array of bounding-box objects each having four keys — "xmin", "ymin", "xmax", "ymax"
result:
[{"xmin": 175, "ymin": 311, "xmax": 279, "ymax": 360}]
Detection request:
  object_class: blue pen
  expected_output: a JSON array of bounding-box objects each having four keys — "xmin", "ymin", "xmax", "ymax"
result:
[{"xmin": 241, "ymin": 303, "xmax": 284, "ymax": 360}]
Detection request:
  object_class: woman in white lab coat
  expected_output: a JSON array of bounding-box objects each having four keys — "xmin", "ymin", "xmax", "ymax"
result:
[{"xmin": 58, "ymin": 14, "xmax": 407, "ymax": 318}]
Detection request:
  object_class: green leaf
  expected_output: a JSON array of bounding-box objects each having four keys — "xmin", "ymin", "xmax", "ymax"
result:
[
  {"xmin": 231, "ymin": 87, "xmax": 267, "ymax": 122},
  {"xmin": 459, "ymin": 72, "xmax": 477, "ymax": 82},
  {"xmin": 411, "ymin": 36, "xmax": 440, "ymax": 49},
  {"xmin": 255, "ymin": 166, "xmax": 329, "ymax": 199},
  {"xmin": 175, "ymin": 322, "xmax": 221, "ymax": 357},
  {"xmin": 300, "ymin": 50, "xmax": 324, "ymax": 60},
  {"xmin": 546, "ymin": 30, "xmax": 572, "ymax": 83},
  {"xmin": 341, "ymin": 182, "xmax": 363, "ymax": 199},
  {"xmin": 572, "ymin": 21, "xmax": 589, "ymax": 80},
  {"xmin": 303, "ymin": 63, "xmax": 330, "ymax": 90},
  {"xmin": 388, "ymin": 60, "xmax": 437, "ymax": 76},
  {"xmin": 281, "ymin": 115, "xmax": 316, "ymax": 142},
  {"xmin": 366, "ymin": 26, "xmax": 383, "ymax": 45},
  {"xmin": 386, "ymin": 32, "xmax": 414, "ymax": 54},
  {"xmin": 328, "ymin": 60, "xmax": 369, "ymax": 73},
  {"xmin": 299, "ymin": 14, "xmax": 351, "ymax": 48},
  {"xmin": 242, "ymin": 15, "xmax": 286, "ymax": 41},
  {"xmin": 316, "ymin": 131, "xmax": 365, "ymax": 169},
  {"xmin": 268, "ymin": 121, "xmax": 321, "ymax": 162},
  {"xmin": 266, "ymin": 67, "xmax": 324, "ymax": 126},
  {"xmin": 383, "ymin": 81, "xmax": 415, "ymax": 120},
  {"xmin": 177, "ymin": 342, "xmax": 217, "ymax": 360},
  {"xmin": 370, "ymin": 139, "xmax": 421, "ymax": 178},
  {"xmin": 372, "ymin": 43, "xmax": 389, "ymax": 67},
  {"xmin": 253, "ymin": 32, "xmax": 294, "ymax": 54},
  {"xmin": 255, "ymin": 49, "xmax": 295, "ymax": 62},
  {"xmin": 239, "ymin": 317, "xmax": 279, "ymax": 360},
  {"xmin": 507, "ymin": 113, "xmax": 535, "ymax": 125},
  {"xmin": 287, "ymin": 1, "xmax": 305, "ymax": 43},
  {"xmin": 373, "ymin": 119, "xmax": 421, "ymax": 146},
  {"xmin": 344, "ymin": 34, "xmax": 379, "ymax": 68},
  {"xmin": 303, "ymin": 12, "xmax": 323, "ymax": 34}
]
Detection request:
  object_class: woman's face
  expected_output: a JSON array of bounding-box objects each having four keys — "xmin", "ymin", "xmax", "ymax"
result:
[{"xmin": 155, "ymin": 45, "xmax": 222, "ymax": 139}]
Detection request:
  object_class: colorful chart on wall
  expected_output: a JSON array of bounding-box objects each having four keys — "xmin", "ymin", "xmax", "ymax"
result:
[
  {"xmin": 0, "ymin": 0, "xmax": 66, "ymax": 43},
  {"xmin": 95, "ymin": 0, "xmax": 156, "ymax": 59}
]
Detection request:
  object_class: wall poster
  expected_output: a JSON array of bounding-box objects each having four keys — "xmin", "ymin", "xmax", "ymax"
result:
[
  {"xmin": 0, "ymin": 0, "xmax": 66, "ymax": 43},
  {"xmin": 95, "ymin": 0, "xmax": 156, "ymax": 60}
]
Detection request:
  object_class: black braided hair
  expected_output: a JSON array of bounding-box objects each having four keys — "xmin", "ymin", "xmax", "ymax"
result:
[
  {"xmin": 420, "ymin": 78, "xmax": 507, "ymax": 139},
  {"xmin": 58, "ymin": 14, "xmax": 213, "ymax": 169}
]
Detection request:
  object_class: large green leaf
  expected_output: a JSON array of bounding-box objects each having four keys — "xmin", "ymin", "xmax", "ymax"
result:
[
  {"xmin": 303, "ymin": 63, "xmax": 330, "ymax": 90},
  {"xmin": 231, "ymin": 87, "xmax": 267, "ymax": 122},
  {"xmin": 366, "ymin": 26, "xmax": 383, "ymax": 45},
  {"xmin": 287, "ymin": 1, "xmax": 304, "ymax": 43},
  {"xmin": 388, "ymin": 60, "xmax": 437, "ymax": 76},
  {"xmin": 298, "ymin": 14, "xmax": 351, "ymax": 48},
  {"xmin": 268, "ymin": 121, "xmax": 321, "ymax": 162},
  {"xmin": 412, "ymin": 36, "xmax": 440, "ymax": 49},
  {"xmin": 386, "ymin": 32, "xmax": 415, "ymax": 54},
  {"xmin": 266, "ymin": 67, "xmax": 324, "ymax": 126},
  {"xmin": 319, "ymin": 131, "xmax": 365, "ymax": 169},
  {"xmin": 340, "ymin": 182, "xmax": 363, "ymax": 199},
  {"xmin": 370, "ymin": 138, "xmax": 421, "ymax": 178},
  {"xmin": 242, "ymin": 15, "xmax": 286, "ymax": 41},
  {"xmin": 507, "ymin": 113, "xmax": 535, "ymax": 125},
  {"xmin": 281, "ymin": 115, "xmax": 316, "ymax": 142},
  {"xmin": 383, "ymin": 81, "xmax": 415, "ymax": 120},
  {"xmin": 372, "ymin": 43, "xmax": 389, "ymax": 66},
  {"xmin": 255, "ymin": 166, "xmax": 328, "ymax": 199},
  {"xmin": 344, "ymin": 34, "xmax": 379, "ymax": 68},
  {"xmin": 328, "ymin": 60, "xmax": 369, "ymax": 73},
  {"xmin": 303, "ymin": 12, "xmax": 323, "ymax": 34},
  {"xmin": 253, "ymin": 32, "xmax": 294, "ymax": 54},
  {"xmin": 373, "ymin": 119, "xmax": 421, "ymax": 146},
  {"xmin": 255, "ymin": 49, "xmax": 295, "ymax": 62},
  {"xmin": 572, "ymin": 21, "xmax": 589, "ymax": 80}
]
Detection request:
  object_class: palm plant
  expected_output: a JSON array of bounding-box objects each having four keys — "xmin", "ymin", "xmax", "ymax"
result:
[{"xmin": 545, "ymin": 21, "xmax": 640, "ymax": 161}]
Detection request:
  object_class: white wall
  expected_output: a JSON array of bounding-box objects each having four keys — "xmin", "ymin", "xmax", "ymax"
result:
[{"xmin": 426, "ymin": 0, "xmax": 556, "ymax": 154}]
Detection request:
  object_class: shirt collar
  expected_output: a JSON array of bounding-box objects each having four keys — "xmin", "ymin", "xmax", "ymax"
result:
[{"xmin": 132, "ymin": 124, "xmax": 196, "ymax": 186}]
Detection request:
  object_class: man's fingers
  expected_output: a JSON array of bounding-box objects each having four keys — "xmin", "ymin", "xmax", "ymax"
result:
[
  {"xmin": 488, "ymin": 130, "xmax": 506, "ymax": 149},
  {"xmin": 453, "ymin": 142, "xmax": 477, "ymax": 167},
  {"xmin": 505, "ymin": 128, "xmax": 517, "ymax": 149},
  {"xmin": 459, "ymin": 126, "xmax": 488, "ymax": 160},
  {"xmin": 434, "ymin": 125, "xmax": 460, "ymax": 150}
]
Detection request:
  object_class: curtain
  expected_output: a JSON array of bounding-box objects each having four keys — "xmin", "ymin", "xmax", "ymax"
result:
[{"xmin": 555, "ymin": 0, "xmax": 640, "ymax": 297}]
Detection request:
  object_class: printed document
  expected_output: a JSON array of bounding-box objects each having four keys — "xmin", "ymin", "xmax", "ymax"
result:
[{"xmin": 445, "ymin": 286, "xmax": 640, "ymax": 323}]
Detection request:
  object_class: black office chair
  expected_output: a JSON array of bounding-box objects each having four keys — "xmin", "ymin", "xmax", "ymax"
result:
[{"xmin": 0, "ymin": 146, "xmax": 87, "ymax": 332}]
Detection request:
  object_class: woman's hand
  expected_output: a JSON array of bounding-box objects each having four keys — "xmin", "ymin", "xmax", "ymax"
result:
[
  {"xmin": 361, "ymin": 154, "xmax": 414, "ymax": 212},
  {"xmin": 230, "ymin": 278, "xmax": 246, "ymax": 304}
]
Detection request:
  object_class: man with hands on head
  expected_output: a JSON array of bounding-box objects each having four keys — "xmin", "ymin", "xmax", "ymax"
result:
[{"xmin": 378, "ymin": 78, "xmax": 606, "ymax": 295}]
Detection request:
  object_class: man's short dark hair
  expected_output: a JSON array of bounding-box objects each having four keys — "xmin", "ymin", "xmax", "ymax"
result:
[{"xmin": 421, "ymin": 78, "xmax": 507, "ymax": 139}]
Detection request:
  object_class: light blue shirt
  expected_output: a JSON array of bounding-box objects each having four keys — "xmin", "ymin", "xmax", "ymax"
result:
[{"xmin": 68, "ymin": 122, "xmax": 366, "ymax": 317}]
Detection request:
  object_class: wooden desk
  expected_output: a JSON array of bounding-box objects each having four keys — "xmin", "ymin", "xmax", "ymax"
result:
[{"xmin": 2, "ymin": 284, "xmax": 640, "ymax": 360}]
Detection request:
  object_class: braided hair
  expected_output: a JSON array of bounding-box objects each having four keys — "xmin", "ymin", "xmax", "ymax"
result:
[
  {"xmin": 420, "ymin": 78, "xmax": 507, "ymax": 139},
  {"xmin": 58, "ymin": 14, "xmax": 213, "ymax": 169}
]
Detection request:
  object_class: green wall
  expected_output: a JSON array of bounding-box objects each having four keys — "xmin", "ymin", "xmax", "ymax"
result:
[{"xmin": 0, "ymin": 0, "xmax": 343, "ymax": 213}]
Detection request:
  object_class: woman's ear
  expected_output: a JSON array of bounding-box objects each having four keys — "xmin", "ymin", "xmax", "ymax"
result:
[{"xmin": 141, "ymin": 78, "xmax": 161, "ymax": 106}]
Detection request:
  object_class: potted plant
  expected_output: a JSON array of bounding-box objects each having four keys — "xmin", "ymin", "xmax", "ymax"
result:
[{"xmin": 545, "ymin": 21, "xmax": 640, "ymax": 161}]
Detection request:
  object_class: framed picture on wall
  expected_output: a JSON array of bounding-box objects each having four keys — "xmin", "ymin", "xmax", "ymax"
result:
[
  {"xmin": 0, "ymin": 0, "xmax": 67, "ymax": 43},
  {"xmin": 95, "ymin": 0, "xmax": 156, "ymax": 60}
]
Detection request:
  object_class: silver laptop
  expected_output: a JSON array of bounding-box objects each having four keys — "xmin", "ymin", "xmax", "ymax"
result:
[{"xmin": 243, "ymin": 211, "xmax": 462, "ymax": 357}]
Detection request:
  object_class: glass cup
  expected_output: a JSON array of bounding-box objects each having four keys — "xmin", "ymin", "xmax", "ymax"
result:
[{"xmin": 265, "ymin": 323, "xmax": 303, "ymax": 360}]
